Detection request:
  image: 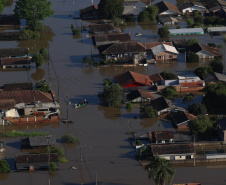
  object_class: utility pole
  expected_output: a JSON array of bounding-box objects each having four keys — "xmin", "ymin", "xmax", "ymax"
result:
[
  {"xmin": 193, "ymin": 134, "xmax": 195, "ymax": 167},
  {"xmin": 95, "ymin": 172, "xmax": 98, "ymax": 185}
]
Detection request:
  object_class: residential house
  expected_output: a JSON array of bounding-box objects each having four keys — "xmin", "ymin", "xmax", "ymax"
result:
[
  {"xmin": 206, "ymin": 1, "xmax": 223, "ymax": 15},
  {"xmin": 216, "ymin": 117, "xmax": 226, "ymax": 142},
  {"xmin": 151, "ymin": 143, "xmax": 195, "ymax": 160},
  {"xmin": 123, "ymin": 4, "xmax": 136, "ymax": 15},
  {"xmin": 15, "ymin": 153, "xmax": 59, "ymax": 171},
  {"xmin": 89, "ymin": 23, "xmax": 121, "ymax": 35},
  {"xmin": 170, "ymin": 110, "xmax": 197, "ymax": 130},
  {"xmin": 149, "ymin": 130, "xmax": 174, "ymax": 143},
  {"xmin": 207, "ymin": 27, "xmax": 226, "ymax": 33},
  {"xmin": 149, "ymin": 73, "xmax": 164, "ymax": 85},
  {"xmin": 0, "ymin": 32, "xmax": 21, "ymax": 41},
  {"xmin": 151, "ymin": 97, "xmax": 169, "ymax": 115},
  {"xmin": 114, "ymin": 71, "xmax": 152, "ymax": 87},
  {"xmin": 178, "ymin": 2, "xmax": 206, "ymax": 15},
  {"xmin": 0, "ymin": 140, "xmax": 5, "ymax": 159},
  {"xmin": 21, "ymin": 135, "xmax": 56, "ymax": 149},
  {"xmin": 0, "ymin": 90, "xmax": 60, "ymax": 124},
  {"xmin": 0, "ymin": 14, "xmax": 20, "ymax": 28},
  {"xmin": 93, "ymin": 33, "xmax": 131, "ymax": 46},
  {"xmin": 145, "ymin": 42, "xmax": 173, "ymax": 50},
  {"xmin": 172, "ymin": 39, "xmax": 188, "ymax": 51},
  {"xmin": 150, "ymin": 43, "xmax": 179, "ymax": 61},
  {"xmin": 158, "ymin": 16, "xmax": 179, "ymax": 25},
  {"xmin": 3, "ymin": 82, "xmax": 33, "ymax": 91},
  {"xmin": 79, "ymin": 5, "xmax": 99, "ymax": 19},
  {"xmin": 126, "ymin": 89, "xmax": 154, "ymax": 103},
  {"xmin": 0, "ymin": 48, "xmax": 30, "ymax": 69},
  {"xmin": 189, "ymin": 43, "xmax": 223, "ymax": 59},
  {"xmin": 204, "ymin": 72, "xmax": 226, "ymax": 83},
  {"xmin": 169, "ymin": 28, "xmax": 204, "ymax": 35},
  {"xmin": 155, "ymin": 1, "xmax": 181, "ymax": 16},
  {"xmin": 97, "ymin": 41, "xmax": 146, "ymax": 63}
]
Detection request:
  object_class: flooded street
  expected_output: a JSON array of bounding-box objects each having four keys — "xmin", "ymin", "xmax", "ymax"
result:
[{"xmin": 1, "ymin": 0, "xmax": 226, "ymax": 184}]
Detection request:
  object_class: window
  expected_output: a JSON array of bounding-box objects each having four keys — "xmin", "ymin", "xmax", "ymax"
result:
[
  {"xmin": 157, "ymin": 56, "xmax": 161, "ymax": 59},
  {"xmin": 169, "ymin": 55, "xmax": 173, "ymax": 59}
]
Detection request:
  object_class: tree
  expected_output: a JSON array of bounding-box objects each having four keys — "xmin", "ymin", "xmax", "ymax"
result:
[
  {"xmin": 39, "ymin": 48, "xmax": 48, "ymax": 59},
  {"xmin": 186, "ymin": 52, "xmax": 199, "ymax": 63},
  {"xmin": 50, "ymin": 162, "xmax": 58, "ymax": 171},
  {"xmin": 187, "ymin": 18, "xmax": 193, "ymax": 26},
  {"xmin": 194, "ymin": 14, "xmax": 203, "ymax": 24},
  {"xmin": 210, "ymin": 58, "xmax": 224, "ymax": 74},
  {"xmin": 137, "ymin": 10, "xmax": 150, "ymax": 22},
  {"xmin": 183, "ymin": 93, "xmax": 194, "ymax": 105},
  {"xmin": 14, "ymin": 0, "xmax": 54, "ymax": 31},
  {"xmin": 158, "ymin": 27, "xmax": 170, "ymax": 38},
  {"xmin": 126, "ymin": 102, "xmax": 133, "ymax": 109},
  {"xmin": 188, "ymin": 103, "xmax": 207, "ymax": 116},
  {"xmin": 187, "ymin": 38, "xmax": 198, "ymax": 47},
  {"xmin": 0, "ymin": 160, "xmax": 10, "ymax": 173},
  {"xmin": 160, "ymin": 71, "xmax": 177, "ymax": 80},
  {"xmin": 194, "ymin": 66, "xmax": 213, "ymax": 79},
  {"xmin": 98, "ymin": 83, "xmax": 123, "ymax": 107},
  {"xmin": 146, "ymin": 5, "xmax": 158, "ymax": 20},
  {"xmin": 204, "ymin": 16, "xmax": 216, "ymax": 25},
  {"xmin": 145, "ymin": 156, "xmax": 175, "ymax": 185},
  {"xmin": 0, "ymin": 0, "xmax": 7, "ymax": 12},
  {"xmin": 161, "ymin": 86, "xmax": 177, "ymax": 99},
  {"xmin": 36, "ymin": 79, "xmax": 50, "ymax": 92},
  {"xmin": 31, "ymin": 54, "xmax": 45, "ymax": 68},
  {"xmin": 61, "ymin": 134, "xmax": 78, "ymax": 143},
  {"xmin": 98, "ymin": 0, "xmax": 124, "ymax": 19},
  {"xmin": 188, "ymin": 115, "xmax": 216, "ymax": 140},
  {"xmin": 140, "ymin": 106, "xmax": 157, "ymax": 118}
]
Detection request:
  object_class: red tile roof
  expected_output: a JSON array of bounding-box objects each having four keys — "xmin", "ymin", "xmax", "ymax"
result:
[
  {"xmin": 114, "ymin": 71, "xmax": 152, "ymax": 87},
  {"xmin": 138, "ymin": 89, "xmax": 154, "ymax": 99},
  {"xmin": 0, "ymin": 90, "xmax": 54, "ymax": 104},
  {"xmin": 1, "ymin": 57, "xmax": 30, "ymax": 65},
  {"xmin": 180, "ymin": 81, "xmax": 205, "ymax": 88},
  {"xmin": 145, "ymin": 42, "xmax": 173, "ymax": 50},
  {"xmin": 0, "ymin": 99, "xmax": 16, "ymax": 109},
  {"xmin": 190, "ymin": 43, "xmax": 222, "ymax": 57},
  {"xmin": 153, "ymin": 130, "xmax": 174, "ymax": 140},
  {"xmin": 149, "ymin": 73, "xmax": 164, "ymax": 82}
]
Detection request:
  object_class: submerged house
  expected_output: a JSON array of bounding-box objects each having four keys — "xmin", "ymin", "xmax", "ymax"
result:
[
  {"xmin": 89, "ymin": 23, "xmax": 121, "ymax": 35},
  {"xmin": 0, "ymin": 14, "xmax": 20, "ymax": 28},
  {"xmin": 21, "ymin": 135, "xmax": 56, "ymax": 149},
  {"xmin": 155, "ymin": 1, "xmax": 181, "ymax": 16},
  {"xmin": 93, "ymin": 33, "xmax": 131, "ymax": 46},
  {"xmin": 151, "ymin": 143, "xmax": 195, "ymax": 160},
  {"xmin": 79, "ymin": 5, "xmax": 99, "ymax": 19},
  {"xmin": 151, "ymin": 97, "xmax": 169, "ymax": 115},
  {"xmin": 15, "ymin": 153, "xmax": 59, "ymax": 171},
  {"xmin": 189, "ymin": 43, "xmax": 223, "ymax": 59},
  {"xmin": 178, "ymin": 2, "xmax": 206, "ymax": 15},
  {"xmin": 149, "ymin": 130, "xmax": 174, "ymax": 144},
  {"xmin": 158, "ymin": 16, "xmax": 179, "ymax": 25},
  {"xmin": 172, "ymin": 39, "xmax": 188, "ymax": 51},
  {"xmin": 0, "ymin": 48, "xmax": 30, "ymax": 69},
  {"xmin": 126, "ymin": 89, "xmax": 154, "ymax": 103},
  {"xmin": 97, "ymin": 41, "xmax": 146, "ymax": 62},
  {"xmin": 204, "ymin": 72, "xmax": 226, "ymax": 83}
]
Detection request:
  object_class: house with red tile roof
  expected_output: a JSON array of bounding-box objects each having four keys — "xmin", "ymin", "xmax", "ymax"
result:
[
  {"xmin": 149, "ymin": 130, "xmax": 174, "ymax": 144},
  {"xmin": 149, "ymin": 73, "xmax": 164, "ymax": 85},
  {"xmin": 114, "ymin": 71, "xmax": 152, "ymax": 87},
  {"xmin": 126, "ymin": 89, "xmax": 154, "ymax": 103},
  {"xmin": 155, "ymin": 1, "xmax": 181, "ymax": 16}
]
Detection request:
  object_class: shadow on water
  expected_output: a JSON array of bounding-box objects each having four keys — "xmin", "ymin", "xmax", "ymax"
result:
[
  {"xmin": 6, "ymin": 141, "xmax": 21, "ymax": 150},
  {"xmin": 0, "ymin": 173, "xmax": 9, "ymax": 181},
  {"xmin": 97, "ymin": 105, "xmax": 122, "ymax": 120},
  {"xmin": 52, "ymin": 14, "xmax": 73, "ymax": 20},
  {"xmin": 6, "ymin": 158, "xmax": 15, "ymax": 171},
  {"xmin": 17, "ymin": 26, "xmax": 55, "ymax": 54},
  {"xmin": 139, "ymin": 117, "xmax": 159, "ymax": 129}
]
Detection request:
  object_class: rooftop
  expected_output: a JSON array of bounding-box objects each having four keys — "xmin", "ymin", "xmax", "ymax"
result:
[
  {"xmin": 151, "ymin": 44, "xmax": 178, "ymax": 55},
  {"xmin": 207, "ymin": 27, "xmax": 226, "ymax": 33},
  {"xmin": 89, "ymin": 23, "xmax": 115, "ymax": 33},
  {"xmin": 149, "ymin": 73, "xmax": 164, "ymax": 83},
  {"xmin": 28, "ymin": 135, "xmax": 56, "ymax": 147},
  {"xmin": 0, "ymin": 48, "xmax": 29, "ymax": 57},
  {"xmin": 1, "ymin": 57, "xmax": 30, "ymax": 66},
  {"xmin": 169, "ymin": 28, "xmax": 204, "ymax": 35},
  {"xmin": 204, "ymin": 72, "xmax": 226, "ymax": 82},
  {"xmin": 0, "ymin": 99, "xmax": 16, "ymax": 109},
  {"xmin": 170, "ymin": 110, "xmax": 189, "ymax": 125},
  {"xmin": 151, "ymin": 130, "xmax": 174, "ymax": 140},
  {"xmin": 15, "ymin": 153, "xmax": 58, "ymax": 163},
  {"xmin": 151, "ymin": 97, "xmax": 169, "ymax": 111},
  {"xmin": 93, "ymin": 33, "xmax": 131, "ymax": 43},
  {"xmin": 145, "ymin": 42, "xmax": 172, "ymax": 50},
  {"xmin": 155, "ymin": 1, "xmax": 181, "ymax": 14},
  {"xmin": 127, "ymin": 89, "xmax": 154, "ymax": 101},
  {"xmin": 189, "ymin": 43, "xmax": 222, "ymax": 57},
  {"xmin": 4, "ymin": 83, "xmax": 33, "ymax": 91}
]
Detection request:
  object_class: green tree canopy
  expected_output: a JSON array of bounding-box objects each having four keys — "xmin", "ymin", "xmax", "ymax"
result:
[
  {"xmin": 188, "ymin": 115, "xmax": 217, "ymax": 140},
  {"xmin": 146, "ymin": 5, "xmax": 158, "ymax": 20},
  {"xmin": 140, "ymin": 106, "xmax": 157, "ymax": 118},
  {"xmin": 187, "ymin": 38, "xmax": 198, "ymax": 46},
  {"xmin": 0, "ymin": 0, "xmax": 7, "ymax": 12},
  {"xmin": 183, "ymin": 93, "xmax": 194, "ymax": 105},
  {"xmin": 160, "ymin": 71, "xmax": 177, "ymax": 80},
  {"xmin": 210, "ymin": 58, "xmax": 224, "ymax": 74},
  {"xmin": 39, "ymin": 48, "xmax": 48, "ymax": 59},
  {"xmin": 61, "ymin": 134, "xmax": 78, "ymax": 143},
  {"xmin": 161, "ymin": 86, "xmax": 177, "ymax": 99},
  {"xmin": 98, "ymin": 0, "xmax": 124, "ymax": 19},
  {"xmin": 98, "ymin": 83, "xmax": 123, "ymax": 107},
  {"xmin": 0, "ymin": 160, "xmax": 10, "ymax": 173},
  {"xmin": 14, "ymin": 0, "xmax": 54, "ymax": 30},
  {"xmin": 31, "ymin": 54, "xmax": 45, "ymax": 68},
  {"xmin": 187, "ymin": 18, "xmax": 193, "ymax": 26},
  {"xmin": 137, "ymin": 10, "xmax": 150, "ymax": 22},
  {"xmin": 36, "ymin": 79, "xmax": 50, "ymax": 92},
  {"xmin": 194, "ymin": 66, "xmax": 213, "ymax": 80},
  {"xmin": 188, "ymin": 103, "xmax": 207, "ymax": 116},
  {"xmin": 186, "ymin": 52, "xmax": 199, "ymax": 63},
  {"xmin": 145, "ymin": 156, "xmax": 175, "ymax": 185},
  {"xmin": 158, "ymin": 27, "xmax": 170, "ymax": 38}
]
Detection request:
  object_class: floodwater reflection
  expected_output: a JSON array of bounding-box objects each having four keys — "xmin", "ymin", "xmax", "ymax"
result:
[
  {"xmin": 98, "ymin": 105, "xmax": 122, "ymax": 120},
  {"xmin": 31, "ymin": 68, "xmax": 45, "ymax": 81}
]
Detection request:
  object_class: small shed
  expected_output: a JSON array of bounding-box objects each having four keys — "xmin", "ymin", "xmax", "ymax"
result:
[
  {"xmin": 169, "ymin": 28, "xmax": 204, "ymax": 35},
  {"xmin": 158, "ymin": 16, "xmax": 179, "ymax": 25}
]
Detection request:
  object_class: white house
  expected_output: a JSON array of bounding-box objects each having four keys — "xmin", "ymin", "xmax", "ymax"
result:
[{"xmin": 178, "ymin": 2, "xmax": 206, "ymax": 14}]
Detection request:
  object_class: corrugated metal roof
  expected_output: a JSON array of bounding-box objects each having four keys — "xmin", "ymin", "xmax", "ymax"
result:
[
  {"xmin": 169, "ymin": 28, "xmax": 204, "ymax": 35},
  {"xmin": 207, "ymin": 26, "xmax": 226, "ymax": 33},
  {"xmin": 151, "ymin": 44, "xmax": 178, "ymax": 55}
]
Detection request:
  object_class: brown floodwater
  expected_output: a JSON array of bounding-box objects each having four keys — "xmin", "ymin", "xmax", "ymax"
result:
[{"xmin": 1, "ymin": 0, "xmax": 226, "ymax": 184}]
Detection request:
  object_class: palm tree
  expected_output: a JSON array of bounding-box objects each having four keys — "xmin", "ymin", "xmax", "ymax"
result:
[{"xmin": 145, "ymin": 155, "xmax": 175, "ymax": 185}]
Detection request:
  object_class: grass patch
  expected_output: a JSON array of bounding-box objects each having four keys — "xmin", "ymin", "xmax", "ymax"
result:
[
  {"xmin": 59, "ymin": 157, "xmax": 68, "ymax": 163},
  {"xmin": 50, "ymin": 162, "xmax": 58, "ymax": 171},
  {"xmin": 3, "ymin": 131, "xmax": 48, "ymax": 137},
  {"xmin": 61, "ymin": 134, "xmax": 78, "ymax": 144},
  {"xmin": 45, "ymin": 146, "xmax": 64, "ymax": 156}
]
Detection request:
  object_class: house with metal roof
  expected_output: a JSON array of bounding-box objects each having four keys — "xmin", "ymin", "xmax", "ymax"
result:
[
  {"xmin": 189, "ymin": 43, "xmax": 222, "ymax": 59},
  {"xmin": 207, "ymin": 26, "xmax": 226, "ymax": 33},
  {"xmin": 169, "ymin": 28, "xmax": 204, "ymax": 35},
  {"xmin": 158, "ymin": 16, "xmax": 179, "ymax": 25},
  {"xmin": 155, "ymin": 1, "xmax": 181, "ymax": 16},
  {"xmin": 204, "ymin": 72, "xmax": 226, "ymax": 83},
  {"xmin": 150, "ymin": 43, "xmax": 179, "ymax": 61},
  {"xmin": 126, "ymin": 89, "xmax": 154, "ymax": 103},
  {"xmin": 177, "ymin": 2, "xmax": 206, "ymax": 14}
]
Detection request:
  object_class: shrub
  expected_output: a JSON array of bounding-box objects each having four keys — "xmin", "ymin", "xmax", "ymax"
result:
[
  {"xmin": 160, "ymin": 86, "xmax": 177, "ymax": 99},
  {"xmin": 113, "ymin": 18, "xmax": 126, "ymax": 26},
  {"xmin": 45, "ymin": 146, "xmax": 64, "ymax": 156},
  {"xmin": 176, "ymin": 25, "xmax": 181, "ymax": 29},
  {"xmin": 126, "ymin": 102, "xmax": 133, "ymax": 109},
  {"xmin": 0, "ymin": 160, "xmax": 10, "ymax": 173},
  {"xmin": 103, "ymin": 79, "xmax": 112, "ymax": 87},
  {"xmin": 186, "ymin": 52, "xmax": 199, "ymax": 63},
  {"xmin": 160, "ymin": 71, "xmax": 177, "ymax": 80},
  {"xmin": 136, "ymin": 140, "xmax": 142, "ymax": 145},
  {"xmin": 194, "ymin": 66, "xmax": 213, "ymax": 79},
  {"xmin": 137, "ymin": 10, "xmax": 150, "ymax": 22},
  {"xmin": 82, "ymin": 57, "xmax": 95, "ymax": 65},
  {"xmin": 59, "ymin": 157, "xmax": 68, "ymax": 163},
  {"xmin": 210, "ymin": 58, "xmax": 224, "ymax": 74},
  {"xmin": 122, "ymin": 15, "xmax": 135, "ymax": 22},
  {"xmin": 188, "ymin": 103, "xmax": 207, "ymax": 116},
  {"xmin": 19, "ymin": 29, "xmax": 40, "ymax": 40},
  {"xmin": 61, "ymin": 134, "xmax": 78, "ymax": 144},
  {"xmin": 140, "ymin": 106, "xmax": 157, "ymax": 118},
  {"xmin": 72, "ymin": 28, "xmax": 81, "ymax": 36},
  {"xmin": 50, "ymin": 162, "xmax": 58, "ymax": 171},
  {"xmin": 39, "ymin": 48, "xmax": 48, "ymax": 59},
  {"xmin": 36, "ymin": 79, "xmax": 50, "ymax": 92},
  {"xmin": 158, "ymin": 27, "xmax": 170, "ymax": 38}
]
